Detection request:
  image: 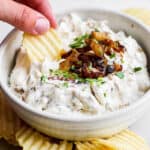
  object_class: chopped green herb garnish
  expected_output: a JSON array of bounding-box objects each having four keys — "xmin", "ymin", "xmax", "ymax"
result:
[
  {"xmin": 63, "ymin": 82, "xmax": 69, "ymax": 88},
  {"xmin": 115, "ymin": 72, "xmax": 125, "ymax": 79},
  {"xmin": 76, "ymin": 78, "xmax": 85, "ymax": 83},
  {"xmin": 110, "ymin": 53, "xmax": 116, "ymax": 59},
  {"xmin": 84, "ymin": 77, "xmax": 105, "ymax": 86},
  {"xmin": 97, "ymin": 77, "xmax": 104, "ymax": 82},
  {"xmin": 70, "ymin": 65, "xmax": 76, "ymax": 71},
  {"xmin": 121, "ymin": 58, "xmax": 125, "ymax": 64},
  {"xmin": 97, "ymin": 77, "xmax": 106, "ymax": 86},
  {"xmin": 85, "ymin": 78, "xmax": 95, "ymax": 85},
  {"xmin": 104, "ymin": 92, "xmax": 107, "ymax": 97},
  {"xmin": 49, "ymin": 69, "xmax": 106, "ymax": 85},
  {"xmin": 88, "ymin": 62, "xmax": 93, "ymax": 71},
  {"xmin": 133, "ymin": 67, "xmax": 142, "ymax": 72},
  {"xmin": 41, "ymin": 75, "xmax": 47, "ymax": 83},
  {"xmin": 97, "ymin": 81, "xmax": 106, "ymax": 86},
  {"xmin": 49, "ymin": 69, "xmax": 53, "ymax": 73},
  {"xmin": 50, "ymin": 69, "xmax": 79, "ymax": 80},
  {"xmin": 77, "ymin": 61, "xmax": 82, "ymax": 65},
  {"xmin": 95, "ymin": 28, "xmax": 100, "ymax": 32},
  {"xmin": 69, "ymin": 34, "xmax": 90, "ymax": 49}
]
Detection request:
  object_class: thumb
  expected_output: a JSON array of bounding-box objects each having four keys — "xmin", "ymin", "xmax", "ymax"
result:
[{"xmin": 0, "ymin": 0, "xmax": 50, "ymax": 34}]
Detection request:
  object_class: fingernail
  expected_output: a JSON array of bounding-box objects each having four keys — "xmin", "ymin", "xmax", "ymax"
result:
[{"xmin": 33, "ymin": 18, "xmax": 50, "ymax": 34}]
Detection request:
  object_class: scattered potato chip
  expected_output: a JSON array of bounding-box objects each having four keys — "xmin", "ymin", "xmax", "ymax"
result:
[
  {"xmin": 0, "ymin": 110, "xmax": 148, "ymax": 150},
  {"xmin": 75, "ymin": 141, "xmax": 110, "ymax": 150},
  {"xmin": 22, "ymin": 29, "xmax": 64, "ymax": 62},
  {"xmin": 92, "ymin": 130, "xmax": 150, "ymax": 150},
  {"xmin": 0, "ymin": 90, "xmax": 22, "ymax": 145},
  {"xmin": 124, "ymin": 8, "xmax": 150, "ymax": 26},
  {"xmin": 58, "ymin": 141, "xmax": 73, "ymax": 150},
  {"xmin": 16, "ymin": 126, "xmax": 52, "ymax": 150},
  {"xmin": 16, "ymin": 126, "xmax": 73, "ymax": 150}
]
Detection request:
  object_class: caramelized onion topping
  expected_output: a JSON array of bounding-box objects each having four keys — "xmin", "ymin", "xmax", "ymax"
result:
[{"xmin": 60, "ymin": 31, "xmax": 125, "ymax": 78}]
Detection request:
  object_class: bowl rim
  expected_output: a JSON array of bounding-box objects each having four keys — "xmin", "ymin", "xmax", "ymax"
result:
[{"xmin": 0, "ymin": 8, "xmax": 150, "ymax": 123}]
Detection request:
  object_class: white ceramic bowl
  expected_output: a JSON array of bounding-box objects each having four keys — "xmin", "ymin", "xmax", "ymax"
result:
[{"xmin": 0, "ymin": 8, "xmax": 150, "ymax": 140}]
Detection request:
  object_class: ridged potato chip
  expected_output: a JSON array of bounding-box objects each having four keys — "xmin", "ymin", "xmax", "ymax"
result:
[
  {"xmin": 58, "ymin": 141, "xmax": 73, "ymax": 150},
  {"xmin": 0, "ymin": 90, "xmax": 22, "ymax": 145},
  {"xmin": 75, "ymin": 141, "xmax": 110, "ymax": 150},
  {"xmin": 16, "ymin": 126, "xmax": 52, "ymax": 150},
  {"xmin": 22, "ymin": 29, "xmax": 64, "ymax": 62},
  {"xmin": 16, "ymin": 126, "xmax": 73, "ymax": 150},
  {"xmin": 124, "ymin": 8, "xmax": 150, "ymax": 26},
  {"xmin": 92, "ymin": 130, "xmax": 150, "ymax": 150}
]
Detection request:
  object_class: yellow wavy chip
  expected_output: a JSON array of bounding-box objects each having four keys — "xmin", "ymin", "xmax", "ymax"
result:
[
  {"xmin": 59, "ymin": 141, "xmax": 73, "ymax": 150},
  {"xmin": 92, "ymin": 130, "xmax": 150, "ymax": 150},
  {"xmin": 0, "ymin": 90, "xmax": 22, "ymax": 145},
  {"xmin": 75, "ymin": 141, "xmax": 109, "ymax": 150},
  {"xmin": 22, "ymin": 29, "xmax": 64, "ymax": 63},
  {"xmin": 16, "ymin": 126, "xmax": 73, "ymax": 150},
  {"xmin": 124, "ymin": 8, "xmax": 150, "ymax": 26},
  {"xmin": 16, "ymin": 126, "xmax": 52, "ymax": 150}
]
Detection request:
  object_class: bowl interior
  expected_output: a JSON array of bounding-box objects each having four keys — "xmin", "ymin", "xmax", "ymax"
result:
[{"xmin": 0, "ymin": 8, "xmax": 150, "ymax": 121}]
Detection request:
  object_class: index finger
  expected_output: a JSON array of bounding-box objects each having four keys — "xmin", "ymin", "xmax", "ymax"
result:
[{"xmin": 17, "ymin": 0, "xmax": 57, "ymax": 28}]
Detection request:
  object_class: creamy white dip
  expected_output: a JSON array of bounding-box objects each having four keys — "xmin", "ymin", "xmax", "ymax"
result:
[{"xmin": 10, "ymin": 14, "xmax": 150, "ymax": 117}]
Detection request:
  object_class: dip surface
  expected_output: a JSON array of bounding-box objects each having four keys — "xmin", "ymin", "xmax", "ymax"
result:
[{"xmin": 10, "ymin": 14, "xmax": 150, "ymax": 118}]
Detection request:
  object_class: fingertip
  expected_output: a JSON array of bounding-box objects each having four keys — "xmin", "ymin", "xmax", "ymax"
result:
[
  {"xmin": 49, "ymin": 14, "xmax": 57, "ymax": 29},
  {"xmin": 51, "ymin": 21, "xmax": 57, "ymax": 29},
  {"xmin": 32, "ymin": 17, "xmax": 50, "ymax": 35}
]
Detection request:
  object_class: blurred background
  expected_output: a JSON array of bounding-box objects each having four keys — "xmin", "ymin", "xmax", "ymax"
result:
[
  {"xmin": 1, "ymin": 0, "xmax": 150, "ymax": 42},
  {"xmin": 0, "ymin": 0, "xmax": 150, "ymax": 147}
]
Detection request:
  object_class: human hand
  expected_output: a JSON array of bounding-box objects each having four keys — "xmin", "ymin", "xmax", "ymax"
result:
[{"xmin": 0, "ymin": 0, "xmax": 57, "ymax": 34}]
